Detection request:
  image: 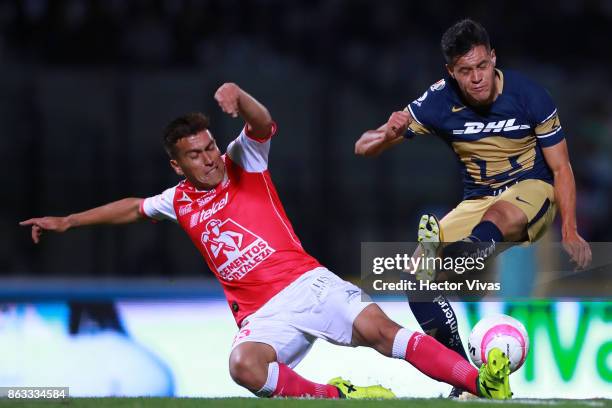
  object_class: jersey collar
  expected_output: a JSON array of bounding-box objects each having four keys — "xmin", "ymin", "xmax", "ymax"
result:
[{"xmin": 495, "ymin": 68, "xmax": 504, "ymax": 95}]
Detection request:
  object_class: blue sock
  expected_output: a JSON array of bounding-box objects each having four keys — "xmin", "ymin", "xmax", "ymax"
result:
[
  {"xmin": 440, "ymin": 221, "xmax": 504, "ymax": 268},
  {"xmin": 468, "ymin": 221, "xmax": 504, "ymax": 243},
  {"xmin": 407, "ymin": 294, "xmax": 468, "ymax": 360}
]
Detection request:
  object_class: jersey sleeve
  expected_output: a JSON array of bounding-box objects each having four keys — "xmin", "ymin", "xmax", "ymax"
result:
[
  {"xmin": 527, "ymin": 85, "xmax": 565, "ymax": 148},
  {"xmin": 140, "ymin": 186, "xmax": 177, "ymax": 222},
  {"xmin": 226, "ymin": 122, "xmax": 277, "ymax": 172},
  {"xmin": 404, "ymin": 82, "xmax": 442, "ymax": 139}
]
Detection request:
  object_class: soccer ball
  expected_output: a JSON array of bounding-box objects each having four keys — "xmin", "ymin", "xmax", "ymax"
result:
[{"xmin": 468, "ymin": 314, "xmax": 529, "ymax": 373}]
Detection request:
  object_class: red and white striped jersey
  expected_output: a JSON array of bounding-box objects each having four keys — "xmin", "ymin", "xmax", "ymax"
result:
[{"xmin": 140, "ymin": 124, "xmax": 321, "ymax": 325}]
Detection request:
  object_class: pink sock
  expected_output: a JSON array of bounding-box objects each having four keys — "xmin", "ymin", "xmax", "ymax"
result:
[
  {"xmin": 260, "ymin": 362, "xmax": 340, "ymax": 398},
  {"xmin": 392, "ymin": 329, "xmax": 479, "ymax": 395}
]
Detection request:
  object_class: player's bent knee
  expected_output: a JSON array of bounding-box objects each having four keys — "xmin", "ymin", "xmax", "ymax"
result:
[
  {"xmin": 228, "ymin": 347, "xmax": 271, "ymax": 391},
  {"xmin": 481, "ymin": 206, "xmax": 505, "ymax": 226},
  {"xmin": 482, "ymin": 202, "xmax": 527, "ymax": 240},
  {"xmin": 228, "ymin": 355, "xmax": 262, "ymax": 390}
]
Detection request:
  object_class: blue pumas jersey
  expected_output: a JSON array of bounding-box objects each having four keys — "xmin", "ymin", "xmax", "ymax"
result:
[{"xmin": 405, "ymin": 69, "xmax": 564, "ymax": 199}]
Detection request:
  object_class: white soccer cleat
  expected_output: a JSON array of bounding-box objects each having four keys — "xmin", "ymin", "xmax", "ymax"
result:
[{"xmin": 416, "ymin": 214, "xmax": 443, "ymax": 281}]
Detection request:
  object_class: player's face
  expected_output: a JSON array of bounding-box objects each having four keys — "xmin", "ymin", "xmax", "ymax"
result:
[
  {"xmin": 170, "ymin": 130, "xmax": 226, "ymax": 190},
  {"xmin": 447, "ymin": 45, "xmax": 498, "ymax": 107}
]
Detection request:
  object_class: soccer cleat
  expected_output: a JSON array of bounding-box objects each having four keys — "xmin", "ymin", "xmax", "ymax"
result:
[
  {"xmin": 327, "ymin": 377, "xmax": 396, "ymax": 399},
  {"xmin": 477, "ymin": 348, "xmax": 513, "ymax": 400},
  {"xmin": 415, "ymin": 214, "xmax": 443, "ymax": 281},
  {"xmin": 449, "ymin": 386, "xmax": 477, "ymax": 400},
  {"xmin": 448, "ymin": 386, "xmax": 463, "ymax": 399}
]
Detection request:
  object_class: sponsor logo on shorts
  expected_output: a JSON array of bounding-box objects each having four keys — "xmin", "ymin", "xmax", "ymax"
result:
[
  {"xmin": 515, "ymin": 196, "xmax": 532, "ymax": 206},
  {"xmin": 345, "ymin": 289, "xmax": 360, "ymax": 302},
  {"xmin": 232, "ymin": 328, "xmax": 251, "ymax": 345}
]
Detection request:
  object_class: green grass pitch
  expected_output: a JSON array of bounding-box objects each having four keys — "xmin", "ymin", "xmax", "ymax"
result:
[{"xmin": 1, "ymin": 398, "xmax": 610, "ymax": 408}]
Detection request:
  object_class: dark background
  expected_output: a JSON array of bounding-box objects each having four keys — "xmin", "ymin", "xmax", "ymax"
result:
[{"xmin": 2, "ymin": 0, "xmax": 611, "ymax": 279}]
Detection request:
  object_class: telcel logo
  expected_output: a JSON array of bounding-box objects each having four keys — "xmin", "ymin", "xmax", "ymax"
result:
[
  {"xmin": 195, "ymin": 192, "xmax": 229, "ymax": 225},
  {"xmin": 453, "ymin": 118, "xmax": 530, "ymax": 135}
]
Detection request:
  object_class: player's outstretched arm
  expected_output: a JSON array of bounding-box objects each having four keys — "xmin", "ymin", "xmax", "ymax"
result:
[
  {"xmin": 19, "ymin": 197, "xmax": 144, "ymax": 244},
  {"xmin": 542, "ymin": 140, "xmax": 592, "ymax": 269},
  {"xmin": 214, "ymin": 82, "xmax": 273, "ymax": 139},
  {"xmin": 355, "ymin": 110, "xmax": 411, "ymax": 157}
]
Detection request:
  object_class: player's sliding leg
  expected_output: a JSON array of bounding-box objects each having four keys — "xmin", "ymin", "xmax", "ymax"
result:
[
  {"xmin": 407, "ymin": 205, "xmax": 524, "ymax": 397},
  {"xmin": 229, "ymin": 268, "xmax": 398, "ymax": 399},
  {"xmin": 260, "ymin": 362, "xmax": 342, "ymax": 398},
  {"xmin": 408, "ymin": 214, "xmax": 471, "ymax": 397},
  {"xmin": 353, "ymin": 304, "xmax": 479, "ymax": 396},
  {"xmin": 352, "ymin": 303, "xmax": 512, "ymax": 399},
  {"xmin": 408, "ymin": 215, "xmax": 469, "ymax": 362},
  {"xmin": 229, "ymin": 341, "xmax": 341, "ymax": 398},
  {"xmin": 407, "ymin": 296, "xmax": 469, "ymax": 360},
  {"xmin": 229, "ymin": 340, "xmax": 395, "ymax": 399},
  {"xmin": 410, "ymin": 215, "xmax": 468, "ymax": 363}
]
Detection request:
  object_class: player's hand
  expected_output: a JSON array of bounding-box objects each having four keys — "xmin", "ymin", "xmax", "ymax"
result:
[
  {"xmin": 562, "ymin": 229, "xmax": 592, "ymax": 270},
  {"xmin": 384, "ymin": 111, "xmax": 411, "ymax": 140},
  {"xmin": 214, "ymin": 82, "xmax": 242, "ymax": 118},
  {"xmin": 19, "ymin": 216, "xmax": 72, "ymax": 244}
]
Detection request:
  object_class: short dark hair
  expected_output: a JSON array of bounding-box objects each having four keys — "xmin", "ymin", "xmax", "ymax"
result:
[
  {"xmin": 163, "ymin": 112, "xmax": 210, "ymax": 158},
  {"xmin": 441, "ymin": 19, "xmax": 491, "ymax": 64}
]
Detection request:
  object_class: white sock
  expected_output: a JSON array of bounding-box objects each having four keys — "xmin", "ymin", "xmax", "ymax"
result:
[
  {"xmin": 255, "ymin": 361, "xmax": 279, "ymax": 397},
  {"xmin": 391, "ymin": 327, "xmax": 414, "ymax": 359}
]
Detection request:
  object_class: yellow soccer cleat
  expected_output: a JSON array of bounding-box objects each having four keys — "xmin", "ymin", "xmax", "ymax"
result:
[
  {"xmin": 328, "ymin": 377, "xmax": 396, "ymax": 399},
  {"xmin": 416, "ymin": 213, "xmax": 443, "ymax": 281},
  {"xmin": 478, "ymin": 347, "xmax": 513, "ymax": 400}
]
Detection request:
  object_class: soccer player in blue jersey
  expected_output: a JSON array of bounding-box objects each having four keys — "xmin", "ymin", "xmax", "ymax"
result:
[{"xmin": 355, "ymin": 19, "xmax": 592, "ymax": 397}]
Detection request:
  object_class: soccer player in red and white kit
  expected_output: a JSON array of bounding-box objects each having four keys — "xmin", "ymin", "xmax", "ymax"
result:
[{"xmin": 21, "ymin": 83, "xmax": 512, "ymax": 399}]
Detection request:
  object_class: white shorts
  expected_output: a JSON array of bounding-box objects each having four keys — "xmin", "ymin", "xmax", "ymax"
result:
[{"xmin": 231, "ymin": 267, "xmax": 372, "ymax": 368}]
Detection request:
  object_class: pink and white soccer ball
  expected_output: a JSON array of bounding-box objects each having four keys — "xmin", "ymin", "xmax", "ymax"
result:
[{"xmin": 468, "ymin": 314, "xmax": 529, "ymax": 373}]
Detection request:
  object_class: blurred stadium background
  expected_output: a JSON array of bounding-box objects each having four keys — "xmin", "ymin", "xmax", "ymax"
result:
[{"xmin": 0, "ymin": 0, "xmax": 610, "ymax": 399}]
